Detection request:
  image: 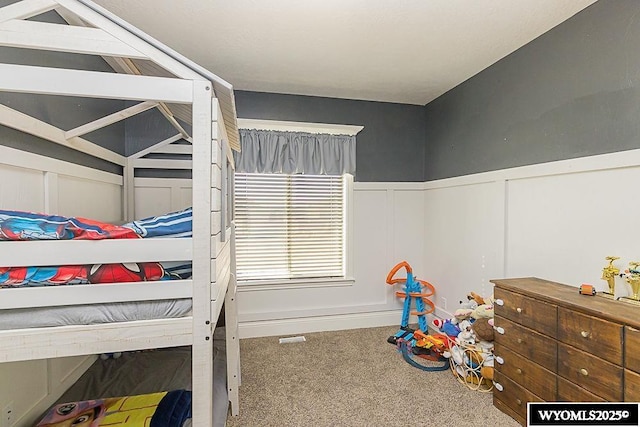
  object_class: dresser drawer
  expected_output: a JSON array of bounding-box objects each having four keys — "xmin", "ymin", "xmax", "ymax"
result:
[
  {"xmin": 494, "ymin": 396, "xmax": 525, "ymax": 426},
  {"xmin": 624, "ymin": 326, "xmax": 640, "ymax": 373},
  {"xmin": 494, "ymin": 287, "xmax": 557, "ymax": 338},
  {"xmin": 557, "ymin": 307, "xmax": 623, "ymax": 365},
  {"xmin": 494, "ymin": 371, "xmax": 543, "ymax": 422},
  {"xmin": 557, "ymin": 376, "xmax": 606, "ymax": 402},
  {"xmin": 494, "ymin": 315, "xmax": 557, "ymax": 371},
  {"xmin": 494, "ymin": 342, "xmax": 556, "ymax": 400},
  {"xmin": 557, "ymin": 343, "xmax": 623, "ymax": 401},
  {"xmin": 625, "ymin": 369, "xmax": 640, "ymax": 401}
]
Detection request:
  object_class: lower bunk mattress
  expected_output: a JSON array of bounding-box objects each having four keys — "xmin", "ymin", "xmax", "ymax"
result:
[
  {"xmin": 41, "ymin": 327, "xmax": 228, "ymax": 427},
  {"xmin": 0, "ymin": 299, "xmax": 192, "ymax": 330}
]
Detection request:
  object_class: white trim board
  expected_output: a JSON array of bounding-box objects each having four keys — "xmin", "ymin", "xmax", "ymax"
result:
[
  {"xmin": 1, "ymin": 238, "xmax": 192, "ymax": 267},
  {"xmin": 0, "ymin": 317, "xmax": 193, "ymax": 362},
  {"xmin": 0, "ymin": 145, "xmax": 122, "ymax": 185},
  {"xmin": 237, "ymin": 118, "xmax": 363, "ymax": 136},
  {"xmin": 0, "ymin": 19, "xmax": 147, "ymax": 59},
  {"xmin": 0, "ymin": 0, "xmax": 57, "ymax": 23},
  {"xmin": 0, "ymin": 62, "xmax": 193, "ymax": 103},
  {"xmin": 0, "ymin": 104, "xmax": 127, "ymax": 166},
  {"xmin": 354, "ymin": 181, "xmax": 425, "ymax": 191},
  {"xmin": 424, "ymin": 148, "xmax": 640, "ymax": 189},
  {"xmin": 238, "ymin": 309, "xmax": 401, "ymax": 339}
]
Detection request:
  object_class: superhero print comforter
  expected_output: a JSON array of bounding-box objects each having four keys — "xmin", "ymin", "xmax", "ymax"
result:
[{"xmin": 0, "ymin": 208, "xmax": 193, "ymax": 287}]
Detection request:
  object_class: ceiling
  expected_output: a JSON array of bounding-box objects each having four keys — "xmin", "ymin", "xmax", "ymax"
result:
[{"xmin": 92, "ymin": 0, "xmax": 597, "ymax": 105}]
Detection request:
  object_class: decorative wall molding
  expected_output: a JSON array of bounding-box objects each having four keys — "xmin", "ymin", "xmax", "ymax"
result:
[{"xmin": 237, "ymin": 118, "xmax": 363, "ymax": 136}]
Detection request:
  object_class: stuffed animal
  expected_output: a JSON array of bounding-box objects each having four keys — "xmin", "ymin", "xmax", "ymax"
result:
[
  {"xmin": 467, "ymin": 291, "xmax": 485, "ymax": 305},
  {"xmin": 458, "ymin": 319, "xmax": 473, "ymax": 332},
  {"xmin": 471, "ymin": 303, "xmax": 494, "ymax": 319},
  {"xmin": 432, "ymin": 318, "xmax": 461, "ymax": 337},
  {"xmin": 459, "ymin": 299, "xmax": 478, "ymax": 310},
  {"xmin": 457, "ymin": 330, "xmax": 475, "ymax": 346},
  {"xmin": 480, "ymin": 365, "xmax": 494, "ymax": 381},
  {"xmin": 471, "ymin": 318, "xmax": 494, "ymax": 341},
  {"xmin": 453, "ymin": 308, "xmax": 473, "ymax": 323}
]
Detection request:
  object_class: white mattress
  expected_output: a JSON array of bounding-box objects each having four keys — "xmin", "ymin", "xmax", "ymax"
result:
[{"xmin": 0, "ymin": 299, "xmax": 192, "ymax": 330}]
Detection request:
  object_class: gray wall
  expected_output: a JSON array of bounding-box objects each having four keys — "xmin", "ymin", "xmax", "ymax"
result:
[
  {"xmin": 234, "ymin": 91, "xmax": 426, "ymax": 182},
  {"xmin": 423, "ymin": 0, "xmax": 640, "ymax": 180}
]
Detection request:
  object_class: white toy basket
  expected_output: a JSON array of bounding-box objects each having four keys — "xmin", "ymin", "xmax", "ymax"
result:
[{"xmin": 447, "ymin": 339, "xmax": 493, "ymax": 392}]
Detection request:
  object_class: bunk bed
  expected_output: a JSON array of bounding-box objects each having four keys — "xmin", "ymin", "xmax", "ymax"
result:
[{"xmin": 0, "ymin": 0, "xmax": 240, "ymax": 425}]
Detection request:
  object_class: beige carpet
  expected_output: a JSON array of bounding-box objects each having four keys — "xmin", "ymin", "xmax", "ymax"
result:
[{"xmin": 226, "ymin": 326, "xmax": 519, "ymax": 427}]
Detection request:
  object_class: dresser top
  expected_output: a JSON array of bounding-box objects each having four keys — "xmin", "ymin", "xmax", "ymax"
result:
[{"xmin": 491, "ymin": 277, "xmax": 640, "ymax": 329}]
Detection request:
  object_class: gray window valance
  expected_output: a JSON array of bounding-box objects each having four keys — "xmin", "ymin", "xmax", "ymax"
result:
[{"xmin": 234, "ymin": 129, "xmax": 356, "ymax": 175}]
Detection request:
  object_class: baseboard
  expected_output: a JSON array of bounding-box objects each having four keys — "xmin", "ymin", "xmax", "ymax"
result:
[
  {"xmin": 239, "ymin": 310, "xmax": 404, "ymax": 338},
  {"xmin": 238, "ymin": 306, "xmax": 456, "ymax": 339},
  {"xmin": 17, "ymin": 355, "xmax": 97, "ymax": 427}
]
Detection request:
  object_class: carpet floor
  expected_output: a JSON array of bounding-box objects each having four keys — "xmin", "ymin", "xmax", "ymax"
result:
[{"xmin": 226, "ymin": 325, "xmax": 520, "ymax": 427}]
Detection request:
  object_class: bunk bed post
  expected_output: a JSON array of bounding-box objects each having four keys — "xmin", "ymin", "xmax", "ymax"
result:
[
  {"xmin": 226, "ymin": 223, "xmax": 240, "ymax": 416},
  {"xmin": 123, "ymin": 158, "xmax": 135, "ymax": 222},
  {"xmin": 191, "ymin": 79, "xmax": 214, "ymax": 426}
]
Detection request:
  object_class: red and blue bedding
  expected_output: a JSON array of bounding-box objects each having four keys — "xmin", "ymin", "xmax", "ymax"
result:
[{"xmin": 0, "ymin": 208, "xmax": 192, "ymax": 287}]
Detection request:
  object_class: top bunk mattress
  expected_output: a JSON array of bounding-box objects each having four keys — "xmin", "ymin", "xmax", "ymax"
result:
[{"xmin": 0, "ymin": 208, "xmax": 193, "ymax": 287}]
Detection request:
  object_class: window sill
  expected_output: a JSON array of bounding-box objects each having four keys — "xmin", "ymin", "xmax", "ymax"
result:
[{"xmin": 237, "ymin": 276, "xmax": 355, "ymax": 292}]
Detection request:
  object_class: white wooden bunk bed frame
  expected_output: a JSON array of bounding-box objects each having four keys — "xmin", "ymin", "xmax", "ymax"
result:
[{"xmin": 0, "ymin": 0, "xmax": 240, "ymax": 425}]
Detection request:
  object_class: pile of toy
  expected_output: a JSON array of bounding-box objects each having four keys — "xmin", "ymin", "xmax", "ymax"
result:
[{"xmin": 431, "ymin": 292, "xmax": 495, "ymax": 391}]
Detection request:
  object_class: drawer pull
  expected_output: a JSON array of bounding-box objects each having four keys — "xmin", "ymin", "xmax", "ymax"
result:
[
  {"xmin": 517, "ymin": 338, "xmax": 523, "ymax": 344},
  {"xmin": 580, "ymin": 368, "xmax": 589, "ymax": 376},
  {"xmin": 516, "ymin": 368, "xmax": 522, "ymax": 375},
  {"xmin": 495, "ymin": 326, "xmax": 505, "ymax": 335},
  {"xmin": 495, "ymin": 299, "xmax": 504, "ymax": 306},
  {"xmin": 580, "ymin": 331, "xmax": 590, "ymax": 338},
  {"xmin": 495, "ymin": 382, "xmax": 504, "ymax": 392},
  {"xmin": 495, "ymin": 356, "xmax": 504, "ymax": 365},
  {"xmin": 516, "ymin": 307, "xmax": 522, "ymax": 313},
  {"xmin": 516, "ymin": 398, "xmax": 522, "ymax": 406}
]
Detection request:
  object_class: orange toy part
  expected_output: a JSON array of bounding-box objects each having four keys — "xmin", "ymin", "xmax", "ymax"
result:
[
  {"xmin": 392, "ymin": 263, "xmax": 436, "ymax": 315},
  {"xmin": 386, "ymin": 261, "xmax": 412, "ymax": 285}
]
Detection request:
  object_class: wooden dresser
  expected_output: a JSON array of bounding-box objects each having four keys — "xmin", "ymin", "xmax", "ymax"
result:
[{"xmin": 492, "ymin": 277, "xmax": 640, "ymax": 425}]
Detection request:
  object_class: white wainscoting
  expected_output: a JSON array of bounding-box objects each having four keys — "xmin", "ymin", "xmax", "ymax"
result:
[
  {"xmin": 133, "ymin": 178, "xmax": 192, "ymax": 219},
  {"xmin": 239, "ymin": 149, "xmax": 640, "ymax": 337},
  {"xmin": 423, "ymin": 148, "xmax": 640, "ymax": 316},
  {"xmin": 0, "ymin": 147, "xmax": 122, "ymax": 426},
  {"xmin": 422, "ymin": 180, "xmax": 505, "ymax": 320}
]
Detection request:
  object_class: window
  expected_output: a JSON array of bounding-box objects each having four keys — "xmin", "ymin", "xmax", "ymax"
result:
[{"xmin": 234, "ymin": 173, "xmax": 348, "ymax": 283}]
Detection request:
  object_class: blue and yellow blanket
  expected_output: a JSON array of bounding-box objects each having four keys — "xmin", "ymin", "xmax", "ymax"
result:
[{"xmin": 37, "ymin": 389, "xmax": 192, "ymax": 427}]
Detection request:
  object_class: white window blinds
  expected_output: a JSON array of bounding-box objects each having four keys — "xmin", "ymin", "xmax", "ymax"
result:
[{"xmin": 235, "ymin": 173, "xmax": 345, "ymax": 282}]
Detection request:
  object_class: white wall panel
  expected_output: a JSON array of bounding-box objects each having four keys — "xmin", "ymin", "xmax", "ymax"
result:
[
  {"xmin": 134, "ymin": 178, "xmax": 192, "ymax": 219},
  {"xmin": 0, "ymin": 164, "xmax": 44, "ymax": 212},
  {"xmin": 179, "ymin": 187, "xmax": 191, "ymax": 209},
  {"xmin": 392, "ymin": 190, "xmax": 425, "ymax": 270},
  {"xmin": 48, "ymin": 356, "xmax": 90, "ymax": 387},
  {"xmin": 58, "ymin": 175, "xmax": 122, "ymax": 222},
  {"xmin": 135, "ymin": 187, "xmax": 172, "ymax": 218},
  {"xmin": 506, "ymin": 167, "xmax": 640, "ymax": 295},
  {"xmin": 0, "ymin": 360, "xmax": 47, "ymax": 426},
  {"xmin": 423, "ymin": 182, "xmax": 504, "ymax": 317}
]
